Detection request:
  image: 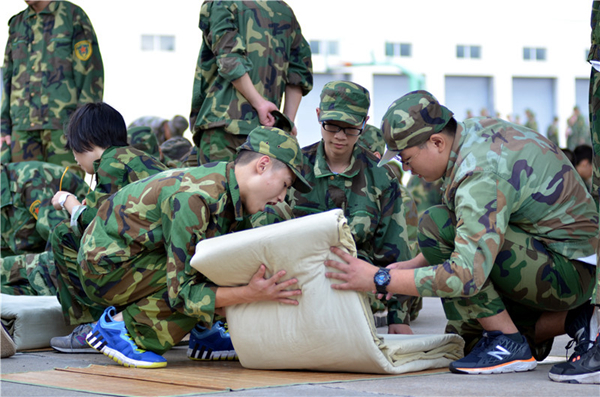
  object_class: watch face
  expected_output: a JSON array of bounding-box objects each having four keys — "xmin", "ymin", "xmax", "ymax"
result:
[{"xmin": 375, "ymin": 270, "xmax": 390, "ymax": 286}]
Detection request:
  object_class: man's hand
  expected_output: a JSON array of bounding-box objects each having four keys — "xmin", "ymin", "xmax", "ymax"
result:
[
  {"xmin": 0, "ymin": 135, "xmax": 11, "ymax": 146},
  {"xmin": 324, "ymin": 247, "xmax": 378, "ymax": 292},
  {"xmin": 246, "ymin": 264, "xmax": 302, "ymax": 305},
  {"xmin": 255, "ymin": 100, "xmax": 279, "ymax": 127}
]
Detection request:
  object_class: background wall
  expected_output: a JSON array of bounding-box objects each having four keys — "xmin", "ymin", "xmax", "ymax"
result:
[{"xmin": 0, "ymin": 0, "xmax": 593, "ymax": 148}]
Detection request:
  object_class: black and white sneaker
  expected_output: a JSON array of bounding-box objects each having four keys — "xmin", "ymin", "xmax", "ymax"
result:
[{"xmin": 449, "ymin": 331, "xmax": 537, "ymax": 374}]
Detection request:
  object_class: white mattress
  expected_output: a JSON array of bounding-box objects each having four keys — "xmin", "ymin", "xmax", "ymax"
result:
[{"xmin": 191, "ymin": 209, "xmax": 463, "ymax": 374}]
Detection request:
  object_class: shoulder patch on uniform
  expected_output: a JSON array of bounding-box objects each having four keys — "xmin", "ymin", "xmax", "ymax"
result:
[
  {"xmin": 29, "ymin": 199, "xmax": 41, "ymax": 220},
  {"xmin": 74, "ymin": 40, "xmax": 92, "ymax": 61}
]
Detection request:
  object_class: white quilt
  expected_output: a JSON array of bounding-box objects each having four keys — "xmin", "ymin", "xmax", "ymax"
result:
[
  {"xmin": 1, "ymin": 294, "xmax": 75, "ymax": 350},
  {"xmin": 190, "ymin": 209, "xmax": 463, "ymax": 374}
]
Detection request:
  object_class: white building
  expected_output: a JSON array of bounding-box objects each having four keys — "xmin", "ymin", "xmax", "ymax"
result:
[{"xmin": 0, "ymin": 0, "xmax": 593, "ymax": 148}]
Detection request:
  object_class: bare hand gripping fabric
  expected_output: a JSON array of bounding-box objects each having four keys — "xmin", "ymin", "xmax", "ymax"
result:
[{"xmin": 191, "ymin": 209, "xmax": 463, "ymax": 374}]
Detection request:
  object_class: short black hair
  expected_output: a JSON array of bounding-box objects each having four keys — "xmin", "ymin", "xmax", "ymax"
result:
[
  {"xmin": 65, "ymin": 103, "xmax": 128, "ymax": 153},
  {"xmin": 562, "ymin": 148, "xmax": 575, "ymax": 165},
  {"xmin": 234, "ymin": 149, "xmax": 287, "ymax": 171},
  {"xmin": 573, "ymin": 144, "xmax": 593, "ymax": 166}
]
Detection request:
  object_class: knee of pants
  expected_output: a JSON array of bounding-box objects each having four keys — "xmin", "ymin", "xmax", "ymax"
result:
[{"xmin": 417, "ymin": 205, "xmax": 456, "ymax": 264}]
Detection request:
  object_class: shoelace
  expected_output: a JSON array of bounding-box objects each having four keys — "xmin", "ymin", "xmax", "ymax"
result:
[
  {"xmin": 121, "ymin": 329, "xmax": 146, "ymax": 354},
  {"xmin": 565, "ymin": 337, "xmax": 593, "ymax": 361},
  {"xmin": 469, "ymin": 333, "xmax": 497, "ymax": 357}
]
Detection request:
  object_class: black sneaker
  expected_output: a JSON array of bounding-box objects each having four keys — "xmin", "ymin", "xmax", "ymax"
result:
[
  {"xmin": 564, "ymin": 301, "xmax": 598, "ymax": 360},
  {"xmin": 549, "ymin": 333, "xmax": 600, "ymax": 384},
  {"xmin": 449, "ymin": 331, "xmax": 537, "ymax": 374}
]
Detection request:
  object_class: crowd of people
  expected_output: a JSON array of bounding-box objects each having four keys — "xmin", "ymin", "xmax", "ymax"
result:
[{"xmin": 0, "ymin": 0, "xmax": 599, "ymax": 386}]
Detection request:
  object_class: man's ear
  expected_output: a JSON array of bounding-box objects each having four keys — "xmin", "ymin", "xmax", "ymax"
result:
[
  {"xmin": 256, "ymin": 155, "xmax": 271, "ymax": 174},
  {"xmin": 430, "ymin": 134, "xmax": 446, "ymax": 152}
]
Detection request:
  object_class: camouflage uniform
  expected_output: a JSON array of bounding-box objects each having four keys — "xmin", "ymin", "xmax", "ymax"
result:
[
  {"xmin": 53, "ymin": 146, "xmax": 167, "ymax": 325},
  {"xmin": 1, "ymin": 162, "xmax": 87, "ymax": 295},
  {"xmin": 128, "ymin": 115, "xmax": 188, "ymax": 146},
  {"xmin": 406, "ymin": 174, "xmax": 443, "ymax": 217},
  {"xmin": 77, "ymin": 127, "xmax": 308, "ymax": 354},
  {"xmin": 382, "ymin": 91, "xmax": 598, "ymax": 360},
  {"xmin": 160, "ymin": 136, "xmax": 193, "ymax": 168},
  {"xmin": 1, "ymin": 251, "xmax": 55, "ymax": 296},
  {"xmin": 546, "ymin": 121, "xmax": 560, "ymax": 147},
  {"xmin": 128, "ymin": 126, "xmax": 161, "ymax": 160},
  {"xmin": 1, "ymin": 1, "xmax": 103, "ymax": 172},
  {"xmin": 0, "ymin": 161, "xmax": 88, "ymax": 257},
  {"xmin": 567, "ymin": 111, "xmax": 591, "ymax": 150},
  {"xmin": 357, "ymin": 123, "xmax": 422, "ymax": 324},
  {"xmin": 191, "ymin": 0, "xmax": 313, "ymax": 164},
  {"xmin": 588, "ymin": 0, "xmax": 600, "ymax": 306}
]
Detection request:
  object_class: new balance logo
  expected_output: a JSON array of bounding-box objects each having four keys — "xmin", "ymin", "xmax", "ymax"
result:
[{"xmin": 487, "ymin": 345, "xmax": 511, "ymax": 360}]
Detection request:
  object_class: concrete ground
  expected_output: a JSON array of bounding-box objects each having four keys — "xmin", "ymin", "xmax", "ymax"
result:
[{"xmin": 1, "ymin": 298, "xmax": 597, "ymax": 397}]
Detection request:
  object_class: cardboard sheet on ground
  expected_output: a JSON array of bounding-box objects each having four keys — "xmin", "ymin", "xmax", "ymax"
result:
[
  {"xmin": 1, "ymin": 294, "xmax": 75, "ymax": 350},
  {"xmin": 190, "ymin": 209, "xmax": 464, "ymax": 374}
]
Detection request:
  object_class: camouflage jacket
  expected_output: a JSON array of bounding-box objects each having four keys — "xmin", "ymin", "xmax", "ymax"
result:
[
  {"xmin": 1, "ymin": 1, "xmax": 103, "ymax": 136},
  {"xmin": 414, "ymin": 118, "xmax": 599, "ymax": 298},
  {"xmin": 292, "ymin": 141, "xmax": 411, "ymax": 267},
  {"xmin": 589, "ymin": 0, "xmax": 600, "ymax": 63},
  {"xmin": 79, "ymin": 162, "xmax": 252, "ymax": 323},
  {"xmin": 190, "ymin": 0, "xmax": 313, "ymax": 137},
  {"xmin": 406, "ymin": 174, "xmax": 443, "ymax": 216},
  {"xmin": 1, "ymin": 161, "xmax": 88, "ymax": 255},
  {"xmin": 128, "ymin": 117, "xmax": 167, "ymax": 146},
  {"xmin": 74, "ymin": 146, "xmax": 167, "ymax": 233}
]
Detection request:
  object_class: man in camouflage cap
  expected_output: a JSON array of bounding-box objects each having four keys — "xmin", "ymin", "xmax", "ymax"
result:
[
  {"xmin": 77, "ymin": 126, "xmax": 309, "ymax": 368},
  {"xmin": 281, "ymin": 80, "xmax": 416, "ymax": 333},
  {"xmin": 1, "ymin": 1, "xmax": 103, "ymax": 176},
  {"xmin": 128, "ymin": 115, "xmax": 189, "ymax": 146},
  {"xmin": 190, "ymin": 0, "xmax": 313, "ymax": 165},
  {"xmin": 326, "ymin": 90, "xmax": 598, "ymax": 376}
]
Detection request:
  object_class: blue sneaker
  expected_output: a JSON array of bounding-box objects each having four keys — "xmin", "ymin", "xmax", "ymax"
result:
[
  {"xmin": 187, "ymin": 321, "xmax": 238, "ymax": 361},
  {"xmin": 449, "ymin": 331, "xmax": 537, "ymax": 374},
  {"xmin": 85, "ymin": 306, "xmax": 167, "ymax": 368}
]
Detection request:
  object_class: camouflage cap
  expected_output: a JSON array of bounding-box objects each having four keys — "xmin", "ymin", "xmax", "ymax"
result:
[
  {"xmin": 271, "ymin": 110, "xmax": 294, "ymax": 133},
  {"xmin": 167, "ymin": 115, "xmax": 189, "ymax": 138},
  {"xmin": 358, "ymin": 124, "xmax": 386, "ymax": 156},
  {"xmin": 237, "ymin": 126, "xmax": 312, "ymax": 193},
  {"xmin": 128, "ymin": 126, "xmax": 160, "ymax": 158},
  {"xmin": 160, "ymin": 136, "xmax": 193, "ymax": 161},
  {"xmin": 319, "ymin": 81, "xmax": 370, "ymax": 125},
  {"xmin": 379, "ymin": 90, "xmax": 453, "ymax": 166}
]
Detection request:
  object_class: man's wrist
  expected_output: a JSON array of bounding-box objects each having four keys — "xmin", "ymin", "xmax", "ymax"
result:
[{"xmin": 59, "ymin": 193, "xmax": 73, "ymax": 210}]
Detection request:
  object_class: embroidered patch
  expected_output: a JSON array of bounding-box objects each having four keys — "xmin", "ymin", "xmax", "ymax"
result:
[
  {"xmin": 29, "ymin": 199, "xmax": 41, "ymax": 220},
  {"xmin": 74, "ymin": 40, "xmax": 92, "ymax": 61}
]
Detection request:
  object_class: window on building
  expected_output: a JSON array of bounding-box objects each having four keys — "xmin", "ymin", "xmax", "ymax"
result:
[
  {"xmin": 141, "ymin": 35, "xmax": 176, "ymax": 52},
  {"xmin": 523, "ymin": 47, "xmax": 546, "ymax": 61},
  {"xmin": 310, "ymin": 40, "xmax": 339, "ymax": 56},
  {"xmin": 310, "ymin": 40, "xmax": 321, "ymax": 55},
  {"xmin": 385, "ymin": 42, "xmax": 412, "ymax": 57},
  {"xmin": 456, "ymin": 45, "xmax": 481, "ymax": 59}
]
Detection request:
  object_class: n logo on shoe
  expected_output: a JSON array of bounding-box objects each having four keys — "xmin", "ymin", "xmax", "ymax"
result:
[{"xmin": 488, "ymin": 345, "xmax": 511, "ymax": 360}]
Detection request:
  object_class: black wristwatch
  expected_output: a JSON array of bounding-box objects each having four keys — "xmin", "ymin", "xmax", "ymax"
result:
[{"xmin": 373, "ymin": 268, "xmax": 391, "ymax": 294}]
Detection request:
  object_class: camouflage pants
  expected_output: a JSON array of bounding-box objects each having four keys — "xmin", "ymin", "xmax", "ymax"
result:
[
  {"xmin": 588, "ymin": 66, "xmax": 600, "ymax": 306},
  {"xmin": 51, "ymin": 220, "xmax": 104, "ymax": 326},
  {"xmin": 11, "ymin": 129, "xmax": 84, "ymax": 178},
  {"xmin": 419, "ymin": 205, "xmax": 595, "ymax": 359},
  {"xmin": 79, "ymin": 250, "xmax": 198, "ymax": 355},
  {"xmin": 0, "ymin": 251, "xmax": 57, "ymax": 296},
  {"xmin": 196, "ymin": 128, "xmax": 247, "ymax": 165}
]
